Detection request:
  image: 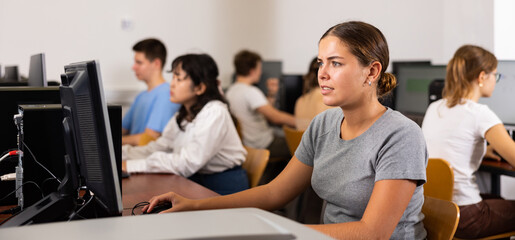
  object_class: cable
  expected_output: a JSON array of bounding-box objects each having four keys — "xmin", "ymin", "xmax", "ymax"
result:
[
  {"xmin": 22, "ymin": 142, "xmax": 61, "ymax": 184},
  {"xmin": 0, "ymin": 150, "xmax": 19, "ymax": 163},
  {"xmin": 68, "ymin": 194, "xmax": 95, "ymax": 221},
  {"xmin": 131, "ymin": 201, "xmax": 150, "ymax": 216},
  {"xmin": 0, "ymin": 181, "xmax": 43, "ymax": 204}
]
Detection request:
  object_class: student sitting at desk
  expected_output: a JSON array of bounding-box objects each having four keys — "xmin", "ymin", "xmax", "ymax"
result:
[
  {"xmin": 422, "ymin": 45, "xmax": 515, "ymax": 239},
  {"xmin": 144, "ymin": 21, "xmax": 428, "ymax": 240},
  {"xmin": 122, "ymin": 53, "xmax": 249, "ymax": 195}
]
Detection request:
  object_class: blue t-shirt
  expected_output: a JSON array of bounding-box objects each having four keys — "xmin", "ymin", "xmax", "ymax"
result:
[{"xmin": 122, "ymin": 82, "xmax": 180, "ymax": 134}]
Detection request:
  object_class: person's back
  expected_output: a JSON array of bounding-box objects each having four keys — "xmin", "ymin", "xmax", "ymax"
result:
[
  {"xmin": 226, "ymin": 82, "xmax": 274, "ymax": 149},
  {"xmin": 228, "ymin": 50, "xmax": 295, "ymax": 160},
  {"xmin": 422, "ymin": 45, "xmax": 515, "ymax": 239},
  {"xmin": 122, "ymin": 38, "xmax": 180, "ymax": 146}
]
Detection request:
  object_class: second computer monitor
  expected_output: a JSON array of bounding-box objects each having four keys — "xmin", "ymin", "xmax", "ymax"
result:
[{"xmin": 28, "ymin": 53, "xmax": 47, "ymax": 87}]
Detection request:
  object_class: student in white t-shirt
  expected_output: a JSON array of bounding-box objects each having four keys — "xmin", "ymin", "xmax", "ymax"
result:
[{"xmin": 422, "ymin": 45, "xmax": 515, "ymax": 239}]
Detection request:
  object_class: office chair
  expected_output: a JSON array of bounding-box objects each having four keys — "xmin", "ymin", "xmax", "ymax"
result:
[
  {"xmin": 242, "ymin": 146, "xmax": 270, "ymax": 188},
  {"xmin": 424, "ymin": 158, "xmax": 454, "ymax": 201},
  {"xmin": 422, "ymin": 196, "xmax": 460, "ymax": 240}
]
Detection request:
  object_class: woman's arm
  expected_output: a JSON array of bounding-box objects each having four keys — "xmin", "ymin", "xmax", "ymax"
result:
[
  {"xmin": 144, "ymin": 156, "xmax": 313, "ymax": 213},
  {"xmin": 485, "ymin": 123, "xmax": 515, "ymax": 167},
  {"xmin": 308, "ymin": 179, "xmax": 417, "ymax": 240}
]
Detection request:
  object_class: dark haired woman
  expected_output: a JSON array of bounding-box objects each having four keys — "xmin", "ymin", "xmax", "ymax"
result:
[
  {"xmin": 122, "ymin": 53, "xmax": 249, "ymax": 195},
  {"xmin": 422, "ymin": 45, "xmax": 515, "ymax": 238},
  {"xmin": 143, "ymin": 22, "xmax": 427, "ymax": 239}
]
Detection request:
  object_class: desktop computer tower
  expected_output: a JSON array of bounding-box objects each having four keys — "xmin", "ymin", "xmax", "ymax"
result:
[{"xmin": 18, "ymin": 104, "xmax": 122, "ymax": 208}]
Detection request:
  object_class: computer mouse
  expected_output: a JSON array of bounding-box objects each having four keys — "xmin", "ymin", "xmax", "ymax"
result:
[{"xmin": 143, "ymin": 202, "xmax": 173, "ymax": 214}]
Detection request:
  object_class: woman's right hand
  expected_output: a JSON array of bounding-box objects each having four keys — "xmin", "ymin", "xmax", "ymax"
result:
[{"xmin": 142, "ymin": 192, "xmax": 196, "ymax": 214}]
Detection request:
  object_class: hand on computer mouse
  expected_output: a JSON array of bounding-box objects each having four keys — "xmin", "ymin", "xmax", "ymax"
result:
[
  {"xmin": 142, "ymin": 202, "xmax": 173, "ymax": 214},
  {"xmin": 145, "ymin": 192, "xmax": 195, "ymax": 214}
]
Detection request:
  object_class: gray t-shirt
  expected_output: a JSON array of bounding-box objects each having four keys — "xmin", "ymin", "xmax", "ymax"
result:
[{"xmin": 296, "ymin": 108, "xmax": 427, "ymax": 240}]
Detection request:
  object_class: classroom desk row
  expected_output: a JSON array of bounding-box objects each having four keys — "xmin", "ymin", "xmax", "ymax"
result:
[{"xmin": 1, "ymin": 173, "xmax": 331, "ymax": 239}]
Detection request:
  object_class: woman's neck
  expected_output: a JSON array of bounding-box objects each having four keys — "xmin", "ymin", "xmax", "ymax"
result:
[{"xmin": 340, "ymin": 100, "xmax": 386, "ymax": 140}]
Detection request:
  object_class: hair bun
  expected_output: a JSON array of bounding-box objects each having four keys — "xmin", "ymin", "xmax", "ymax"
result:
[{"xmin": 377, "ymin": 72, "xmax": 397, "ymax": 97}]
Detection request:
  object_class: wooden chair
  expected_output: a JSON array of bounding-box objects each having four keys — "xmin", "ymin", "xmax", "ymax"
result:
[
  {"xmin": 425, "ymin": 158, "xmax": 454, "ymax": 201},
  {"xmin": 138, "ymin": 133, "xmax": 157, "ymax": 146},
  {"xmin": 242, "ymin": 146, "xmax": 270, "ymax": 188},
  {"xmin": 282, "ymin": 125, "xmax": 304, "ymax": 156},
  {"xmin": 422, "ymin": 196, "xmax": 460, "ymax": 240}
]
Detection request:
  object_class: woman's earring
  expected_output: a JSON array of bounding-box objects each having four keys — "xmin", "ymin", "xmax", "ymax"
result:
[
  {"xmin": 368, "ymin": 81, "xmax": 371, "ymax": 86},
  {"xmin": 479, "ymin": 83, "xmax": 483, "ymax": 88}
]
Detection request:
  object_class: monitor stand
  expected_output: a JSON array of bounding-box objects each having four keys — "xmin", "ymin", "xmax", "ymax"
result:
[{"xmin": 0, "ymin": 156, "xmax": 78, "ymax": 227}]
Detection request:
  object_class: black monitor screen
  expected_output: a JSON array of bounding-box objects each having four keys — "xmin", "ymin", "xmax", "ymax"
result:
[
  {"xmin": 3, "ymin": 66, "xmax": 20, "ymax": 82},
  {"xmin": 392, "ymin": 62, "xmax": 446, "ymax": 114},
  {"xmin": 279, "ymin": 75, "xmax": 304, "ymax": 114},
  {"xmin": 28, "ymin": 53, "xmax": 47, "ymax": 87},
  {"xmin": 60, "ymin": 60, "xmax": 122, "ymax": 215}
]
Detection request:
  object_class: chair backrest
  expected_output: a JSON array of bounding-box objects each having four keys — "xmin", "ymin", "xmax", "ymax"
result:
[
  {"xmin": 242, "ymin": 146, "xmax": 270, "ymax": 188},
  {"xmin": 138, "ymin": 133, "xmax": 157, "ymax": 146},
  {"xmin": 424, "ymin": 158, "xmax": 454, "ymax": 201},
  {"xmin": 422, "ymin": 196, "xmax": 460, "ymax": 240},
  {"xmin": 282, "ymin": 125, "xmax": 304, "ymax": 156}
]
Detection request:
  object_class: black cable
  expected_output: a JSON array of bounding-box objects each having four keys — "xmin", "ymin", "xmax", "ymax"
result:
[
  {"xmin": 0, "ymin": 181, "xmax": 43, "ymax": 203},
  {"xmin": 131, "ymin": 201, "xmax": 150, "ymax": 215},
  {"xmin": 22, "ymin": 141, "xmax": 61, "ymax": 184},
  {"xmin": 68, "ymin": 194, "xmax": 95, "ymax": 222}
]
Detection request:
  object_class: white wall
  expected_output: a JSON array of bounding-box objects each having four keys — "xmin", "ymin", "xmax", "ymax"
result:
[{"xmin": 0, "ymin": 0, "xmax": 494, "ymax": 91}]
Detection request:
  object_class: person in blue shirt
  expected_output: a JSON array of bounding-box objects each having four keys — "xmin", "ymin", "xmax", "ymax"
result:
[{"xmin": 122, "ymin": 38, "xmax": 180, "ymax": 146}]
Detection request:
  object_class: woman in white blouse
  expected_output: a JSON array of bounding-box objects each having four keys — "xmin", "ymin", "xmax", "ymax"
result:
[
  {"xmin": 422, "ymin": 45, "xmax": 515, "ymax": 238},
  {"xmin": 122, "ymin": 53, "xmax": 248, "ymax": 195}
]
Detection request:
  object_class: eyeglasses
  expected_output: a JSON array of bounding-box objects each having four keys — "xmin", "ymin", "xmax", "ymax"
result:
[{"xmin": 492, "ymin": 72, "xmax": 502, "ymax": 83}]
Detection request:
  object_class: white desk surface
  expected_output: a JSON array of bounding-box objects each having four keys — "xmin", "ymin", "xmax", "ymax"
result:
[{"xmin": 0, "ymin": 207, "xmax": 333, "ymax": 240}]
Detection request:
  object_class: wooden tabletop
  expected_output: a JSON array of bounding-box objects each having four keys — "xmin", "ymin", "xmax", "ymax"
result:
[
  {"xmin": 122, "ymin": 173, "xmax": 219, "ymax": 216},
  {"xmin": 480, "ymin": 159, "xmax": 515, "ymax": 177}
]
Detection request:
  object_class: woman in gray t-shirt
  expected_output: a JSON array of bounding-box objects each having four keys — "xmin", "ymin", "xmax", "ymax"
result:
[{"xmin": 144, "ymin": 21, "xmax": 428, "ymax": 240}]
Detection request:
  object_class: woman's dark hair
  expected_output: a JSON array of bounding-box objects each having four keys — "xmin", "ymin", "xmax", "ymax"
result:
[
  {"xmin": 443, "ymin": 45, "xmax": 497, "ymax": 108},
  {"xmin": 302, "ymin": 57, "xmax": 319, "ymax": 94},
  {"xmin": 320, "ymin": 21, "xmax": 396, "ymax": 98},
  {"xmin": 170, "ymin": 54, "xmax": 227, "ymax": 130}
]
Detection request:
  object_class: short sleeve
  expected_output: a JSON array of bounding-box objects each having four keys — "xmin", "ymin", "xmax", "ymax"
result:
[
  {"xmin": 477, "ymin": 105, "xmax": 502, "ymax": 138},
  {"xmin": 246, "ymin": 87, "xmax": 269, "ymax": 110},
  {"xmin": 375, "ymin": 120, "xmax": 428, "ymax": 186}
]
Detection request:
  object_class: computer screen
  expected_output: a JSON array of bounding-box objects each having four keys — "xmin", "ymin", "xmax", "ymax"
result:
[
  {"xmin": 0, "ymin": 61, "xmax": 121, "ymax": 227},
  {"xmin": 28, "ymin": 53, "xmax": 47, "ymax": 87},
  {"xmin": 478, "ymin": 60, "xmax": 515, "ymax": 124},
  {"xmin": 392, "ymin": 62, "xmax": 446, "ymax": 115},
  {"xmin": 278, "ymin": 75, "xmax": 304, "ymax": 114},
  {"xmin": 59, "ymin": 60, "xmax": 122, "ymax": 215},
  {"xmin": 3, "ymin": 66, "xmax": 20, "ymax": 82},
  {"xmin": 257, "ymin": 61, "xmax": 282, "ymax": 95}
]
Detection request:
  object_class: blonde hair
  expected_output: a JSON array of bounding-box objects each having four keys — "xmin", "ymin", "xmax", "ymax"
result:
[{"xmin": 443, "ymin": 45, "xmax": 497, "ymax": 107}]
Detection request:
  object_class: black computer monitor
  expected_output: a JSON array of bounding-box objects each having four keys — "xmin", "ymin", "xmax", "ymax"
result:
[
  {"xmin": 392, "ymin": 61, "xmax": 446, "ymax": 115},
  {"xmin": 28, "ymin": 53, "xmax": 47, "ymax": 87},
  {"xmin": 278, "ymin": 74, "xmax": 304, "ymax": 114},
  {"xmin": 0, "ymin": 60, "xmax": 122, "ymax": 227},
  {"xmin": 3, "ymin": 66, "xmax": 20, "ymax": 82},
  {"xmin": 59, "ymin": 60, "xmax": 122, "ymax": 215}
]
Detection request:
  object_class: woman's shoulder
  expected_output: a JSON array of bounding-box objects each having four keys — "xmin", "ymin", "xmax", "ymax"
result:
[{"xmin": 382, "ymin": 108, "xmax": 423, "ymax": 133}]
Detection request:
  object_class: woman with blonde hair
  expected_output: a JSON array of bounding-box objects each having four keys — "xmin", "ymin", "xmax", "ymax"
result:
[{"xmin": 422, "ymin": 45, "xmax": 515, "ymax": 238}]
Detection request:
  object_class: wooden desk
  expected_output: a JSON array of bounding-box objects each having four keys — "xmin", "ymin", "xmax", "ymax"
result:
[
  {"xmin": 122, "ymin": 173, "xmax": 219, "ymax": 215},
  {"xmin": 1, "ymin": 173, "xmax": 219, "ymax": 222},
  {"xmin": 479, "ymin": 159, "xmax": 515, "ymax": 196}
]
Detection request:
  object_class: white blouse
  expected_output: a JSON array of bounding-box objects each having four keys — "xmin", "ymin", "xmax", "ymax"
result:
[{"xmin": 123, "ymin": 100, "xmax": 246, "ymax": 177}]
